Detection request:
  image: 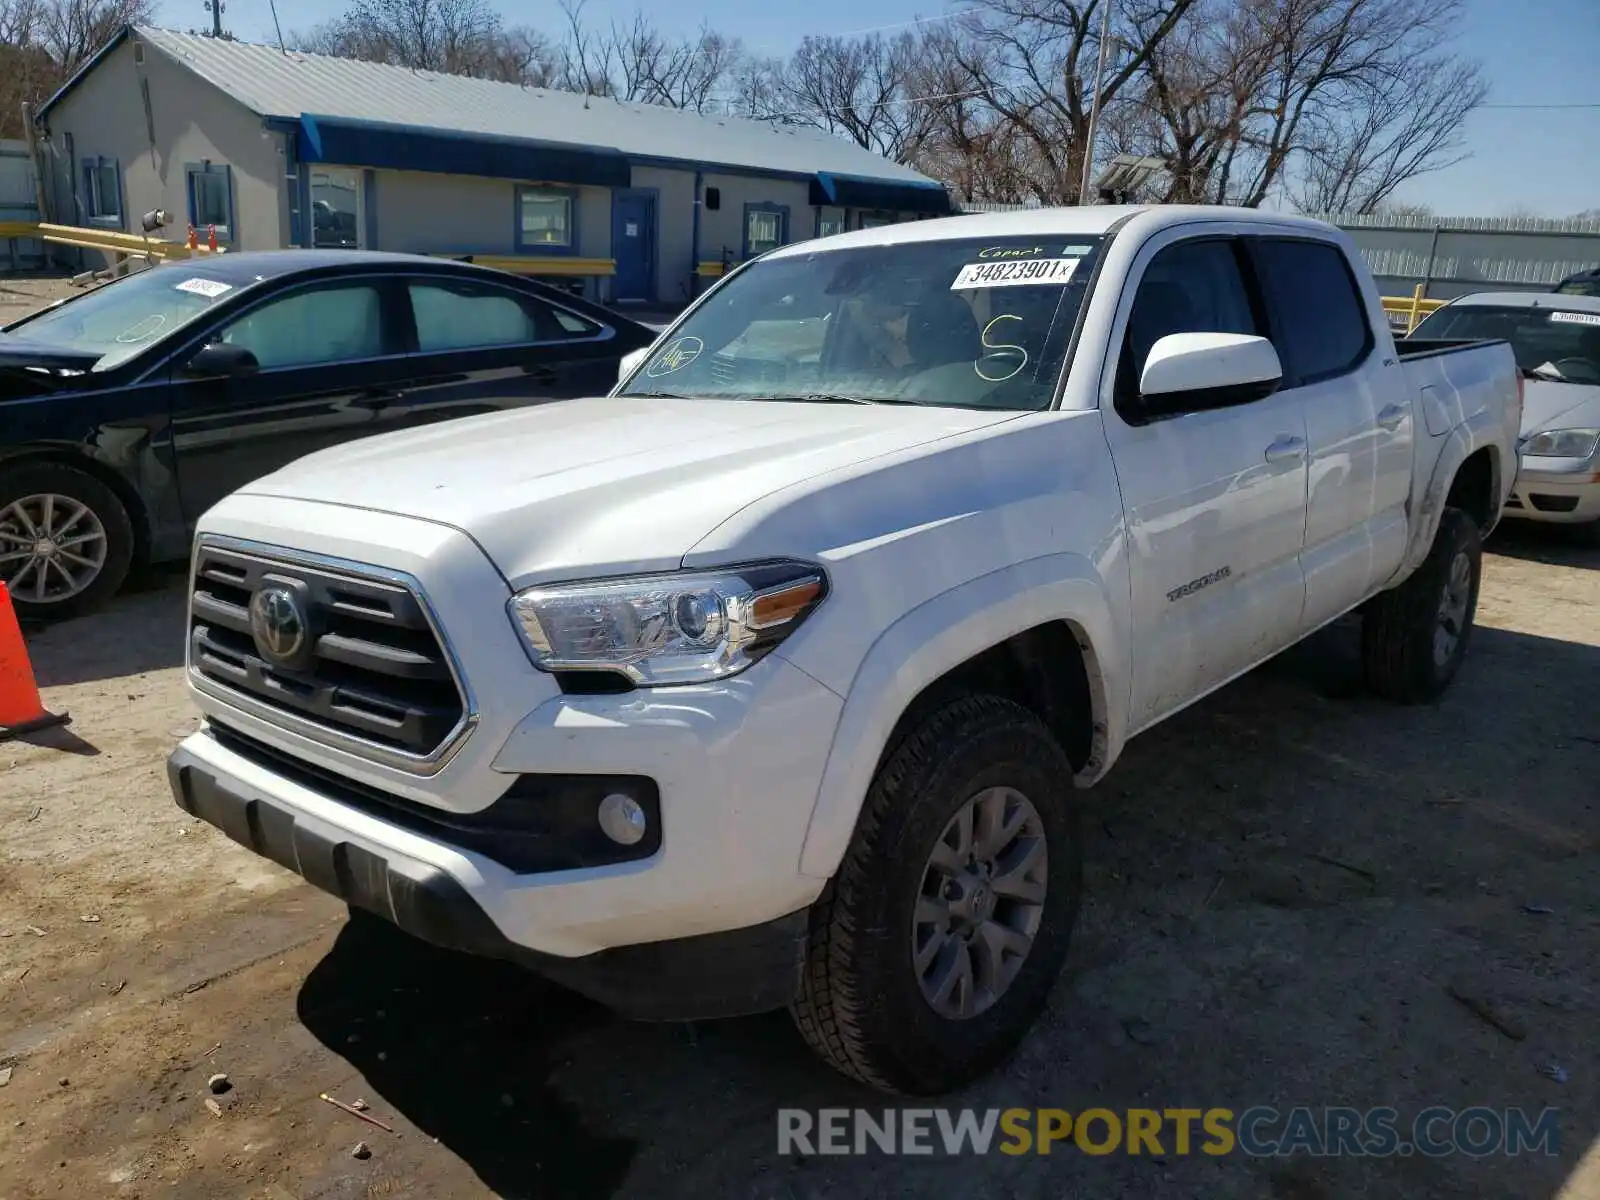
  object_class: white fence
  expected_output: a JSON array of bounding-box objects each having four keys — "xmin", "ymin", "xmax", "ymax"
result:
[{"xmin": 0, "ymin": 138, "xmax": 46, "ymax": 272}]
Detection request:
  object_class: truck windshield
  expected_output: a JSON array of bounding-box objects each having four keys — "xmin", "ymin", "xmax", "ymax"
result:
[
  {"xmin": 4, "ymin": 265, "xmax": 238, "ymax": 371},
  {"xmin": 619, "ymin": 235, "xmax": 1106, "ymax": 410},
  {"xmin": 1411, "ymin": 305, "xmax": 1600, "ymax": 384}
]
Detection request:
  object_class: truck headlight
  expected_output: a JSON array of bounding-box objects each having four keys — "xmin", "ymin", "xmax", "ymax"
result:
[
  {"xmin": 1522, "ymin": 428, "xmax": 1600, "ymax": 458},
  {"xmin": 508, "ymin": 561, "xmax": 827, "ymax": 686}
]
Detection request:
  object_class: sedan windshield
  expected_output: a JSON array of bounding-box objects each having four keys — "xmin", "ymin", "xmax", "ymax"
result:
[
  {"xmin": 1412, "ymin": 304, "xmax": 1600, "ymax": 384},
  {"xmin": 619, "ymin": 235, "xmax": 1106, "ymax": 410},
  {"xmin": 5, "ymin": 265, "xmax": 242, "ymax": 370}
]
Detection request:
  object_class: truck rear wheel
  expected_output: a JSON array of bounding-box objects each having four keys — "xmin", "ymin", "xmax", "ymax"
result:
[
  {"xmin": 792, "ymin": 694, "xmax": 1082, "ymax": 1095},
  {"xmin": 1361, "ymin": 506, "xmax": 1482, "ymax": 704}
]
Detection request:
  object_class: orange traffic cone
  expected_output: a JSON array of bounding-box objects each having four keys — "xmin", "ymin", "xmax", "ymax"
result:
[
  {"xmin": 207, "ymin": 225, "xmax": 218, "ymax": 252},
  {"xmin": 187, "ymin": 224, "xmax": 198, "ymax": 250},
  {"xmin": 0, "ymin": 582, "xmax": 69, "ymax": 742}
]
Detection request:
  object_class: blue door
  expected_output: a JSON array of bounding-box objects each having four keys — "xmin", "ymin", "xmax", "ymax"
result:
[{"xmin": 612, "ymin": 190, "xmax": 657, "ymax": 303}]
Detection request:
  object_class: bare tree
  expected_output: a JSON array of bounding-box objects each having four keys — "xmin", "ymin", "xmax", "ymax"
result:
[
  {"xmin": 600, "ymin": 11, "xmax": 740, "ymax": 111},
  {"xmin": 744, "ymin": 31, "xmax": 940, "ymax": 161},
  {"xmin": 0, "ymin": 0, "xmax": 155, "ymax": 138},
  {"xmin": 1121, "ymin": 0, "xmax": 1485, "ymax": 209},
  {"xmin": 297, "ymin": 0, "xmax": 507, "ymax": 76}
]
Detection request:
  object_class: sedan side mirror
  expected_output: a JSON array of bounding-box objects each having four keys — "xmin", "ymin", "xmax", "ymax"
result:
[
  {"xmin": 1139, "ymin": 333, "xmax": 1283, "ymax": 417},
  {"xmin": 185, "ymin": 342, "xmax": 260, "ymax": 379},
  {"xmin": 617, "ymin": 346, "xmax": 649, "ymax": 385}
]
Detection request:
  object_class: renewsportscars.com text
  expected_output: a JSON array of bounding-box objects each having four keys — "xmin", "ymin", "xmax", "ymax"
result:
[{"xmin": 777, "ymin": 1107, "xmax": 1561, "ymax": 1158}]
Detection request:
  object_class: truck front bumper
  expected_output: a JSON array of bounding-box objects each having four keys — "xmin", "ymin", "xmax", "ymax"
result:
[{"xmin": 168, "ymin": 734, "xmax": 811, "ymax": 1021}]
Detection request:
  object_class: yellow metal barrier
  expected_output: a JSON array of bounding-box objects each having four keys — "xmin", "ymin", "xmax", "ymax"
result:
[
  {"xmin": 696, "ymin": 260, "xmax": 728, "ymax": 278},
  {"xmin": 1381, "ymin": 284, "xmax": 1445, "ymax": 335},
  {"xmin": 434, "ymin": 253, "xmax": 615, "ymax": 278}
]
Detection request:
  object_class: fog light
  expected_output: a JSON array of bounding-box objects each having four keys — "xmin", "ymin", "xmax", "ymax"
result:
[{"xmin": 597, "ymin": 793, "xmax": 648, "ymax": 846}]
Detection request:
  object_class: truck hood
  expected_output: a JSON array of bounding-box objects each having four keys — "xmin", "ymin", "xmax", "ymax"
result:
[
  {"xmin": 1520, "ymin": 380, "xmax": 1600, "ymax": 437},
  {"xmin": 242, "ymin": 395, "xmax": 1022, "ymax": 585}
]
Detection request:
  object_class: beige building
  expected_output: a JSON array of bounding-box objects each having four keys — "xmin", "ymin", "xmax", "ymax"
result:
[{"xmin": 35, "ymin": 26, "xmax": 952, "ymax": 306}]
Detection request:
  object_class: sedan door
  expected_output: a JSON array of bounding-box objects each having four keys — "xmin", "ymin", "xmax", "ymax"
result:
[
  {"xmin": 372, "ymin": 274, "xmax": 641, "ymax": 433},
  {"xmin": 165, "ymin": 276, "xmax": 410, "ymax": 518},
  {"xmin": 1098, "ymin": 233, "xmax": 1311, "ymax": 732}
]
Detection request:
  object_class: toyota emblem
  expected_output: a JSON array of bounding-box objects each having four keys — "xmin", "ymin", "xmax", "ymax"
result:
[{"xmin": 249, "ymin": 586, "xmax": 307, "ymax": 665}]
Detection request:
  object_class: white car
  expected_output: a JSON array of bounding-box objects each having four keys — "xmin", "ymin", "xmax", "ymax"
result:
[
  {"xmin": 167, "ymin": 206, "xmax": 1520, "ymax": 1095},
  {"xmin": 1410, "ymin": 291, "xmax": 1600, "ymax": 543}
]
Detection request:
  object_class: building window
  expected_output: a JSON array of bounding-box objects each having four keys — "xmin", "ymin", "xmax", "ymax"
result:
[
  {"xmin": 186, "ymin": 162, "xmax": 233, "ymax": 241},
  {"xmin": 817, "ymin": 207, "xmax": 846, "ymax": 238},
  {"xmin": 744, "ymin": 203, "xmax": 788, "ymax": 258},
  {"xmin": 311, "ymin": 168, "xmax": 361, "ymax": 248},
  {"xmin": 859, "ymin": 213, "xmax": 893, "ymax": 230},
  {"xmin": 81, "ymin": 157, "xmax": 121, "ymax": 225},
  {"xmin": 517, "ymin": 187, "xmax": 575, "ymax": 252}
]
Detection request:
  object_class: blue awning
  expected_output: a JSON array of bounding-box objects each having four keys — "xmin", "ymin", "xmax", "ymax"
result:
[
  {"xmin": 811, "ymin": 172, "xmax": 952, "ymax": 215},
  {"xmin": 293, "ymin": 114, "xmax": 632, "ymax": 188}
]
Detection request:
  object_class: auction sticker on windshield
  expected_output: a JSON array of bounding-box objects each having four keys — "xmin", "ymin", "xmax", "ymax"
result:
[
  {"xmin": 1549, "ymin": 311, "xmax": 1600, "ymax": 327},
  {"xmin": 175, "ymin": 277, "xmax": 232, "ymax": 298},
  {"xmin": 951, "ymin": 257, "xmax": 1081, "ymax": 290}
]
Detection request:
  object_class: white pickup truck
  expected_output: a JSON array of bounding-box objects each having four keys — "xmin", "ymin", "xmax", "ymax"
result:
[{"xmin": 167, "ymin": 206, "xmax": 1521, "ymax": 1096}]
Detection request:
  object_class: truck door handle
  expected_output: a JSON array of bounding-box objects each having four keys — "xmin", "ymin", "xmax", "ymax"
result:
[
  {"xmin": 1376, "ymin": 403, "xmax": 1408, "ymax": 431},
  {"xmin": 1264, "ymin": 435, "xmax": 1307, "ymax": 464}
]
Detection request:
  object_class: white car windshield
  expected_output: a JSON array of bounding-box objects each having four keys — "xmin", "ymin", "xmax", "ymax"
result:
[
  {"xmin": 620, "ymin": 235, "xmax": 1106, "ymax": 410},
  {"xmin": 1413, "ymin": 304, "xmax": 1600, "ymax": 384},
  {"xmin": 6, "ymin": 266, "xmax": 239, "ymax": 370}
]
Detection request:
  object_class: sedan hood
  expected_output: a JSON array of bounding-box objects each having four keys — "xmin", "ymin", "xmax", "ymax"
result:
[
  {"xmin": 0, "ymin": 332, "xmax": 101, "ymax": 372},
  {"xmin": 242, "ymin": 396, "xmax": 1021, "ymax": 585},
  {"xmin": 1520, "ymin": 379, "xmax": 1600, "ymax": 437}
]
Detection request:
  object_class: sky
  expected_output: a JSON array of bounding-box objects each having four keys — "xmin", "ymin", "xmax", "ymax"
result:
[{"xmin": 151, "ymin": 0, "xmax": 1600, "ymax": 218}]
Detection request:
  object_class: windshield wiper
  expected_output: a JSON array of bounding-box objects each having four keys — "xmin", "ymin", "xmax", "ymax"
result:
[{"xmin": 1523, "ymin": 365, "xmax": 1580, "ymax": 384}]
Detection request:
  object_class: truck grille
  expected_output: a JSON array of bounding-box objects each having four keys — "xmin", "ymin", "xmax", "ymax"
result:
[{"xmin": 187, "ymin": 542, "xmax": 468, "ymax": 762}]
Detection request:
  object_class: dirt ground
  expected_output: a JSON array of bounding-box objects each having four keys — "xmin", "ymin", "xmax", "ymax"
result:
[
  {"xmin": 0, "ymin": 528, "xmax": 1592, "ymax": 1199},
  {"xmin": 0, "ymin": 268, "xmax": 1596, "ymax": 1197}
]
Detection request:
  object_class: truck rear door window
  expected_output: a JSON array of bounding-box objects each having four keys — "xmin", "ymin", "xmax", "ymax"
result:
[{"xmin": 1251, "ymin": 239, "xmax": 1373, "ymax": 385}]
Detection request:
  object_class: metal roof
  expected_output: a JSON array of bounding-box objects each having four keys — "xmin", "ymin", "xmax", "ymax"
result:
[{"xmin": 73, "ymin": 27, "xmax": 940, "ymax": 189}]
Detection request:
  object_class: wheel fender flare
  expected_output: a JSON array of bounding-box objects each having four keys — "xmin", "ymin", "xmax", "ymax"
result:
[
  {"xmin": 794, "ymin": 553, "xmax": 1124, "ymax": 881},
  {"xmin": 1395, "ymin": 416, "xmax": 1502, "ymax": 582}
]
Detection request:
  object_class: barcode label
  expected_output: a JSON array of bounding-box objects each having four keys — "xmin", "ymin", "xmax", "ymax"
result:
[
  {"xmin": 951, "ymin": 258, "xmax": 1081, "ymax": 290},
  {"xmin": 1549, "ymin": 310, "xmax": 1600, "ymax": 327}
]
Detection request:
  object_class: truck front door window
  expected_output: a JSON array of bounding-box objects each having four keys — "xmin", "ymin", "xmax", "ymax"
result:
[{"xmin": 1117, "ymin": 238, "xmax": 1260, "ymax": 418}]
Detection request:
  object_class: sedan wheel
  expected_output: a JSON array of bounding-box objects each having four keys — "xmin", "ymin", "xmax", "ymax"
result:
[
  {"xmin": 0, "ymin": 463, "xmax": 135, "ymax": 620},
  {"xmin": 0, "ymin": 493, "xmax": 110, "ymax": 605}
]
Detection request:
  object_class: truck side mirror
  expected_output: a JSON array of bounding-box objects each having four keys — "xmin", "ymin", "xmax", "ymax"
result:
[
  {"xmin": 617, "ymin": 346, "xmax": 649, "ymax": 385},
  {"xmin": 184, "ymin": 342, "xmax": 260, "ymax": 379},
  {"xmin": 1139, "ymin": 332, "xmax": 1282, "ymax": 417}
]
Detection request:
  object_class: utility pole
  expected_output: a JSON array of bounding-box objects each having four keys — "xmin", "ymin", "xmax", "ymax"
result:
[
  {"xmin": 1077, "ymin": 0, "xmax": 1115, "ymax": 205},
  {"xmin": 205, "ymin": 0, "xmax": 225, "ymax": 38}
]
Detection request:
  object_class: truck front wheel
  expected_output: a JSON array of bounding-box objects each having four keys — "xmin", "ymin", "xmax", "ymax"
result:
[
  {"xmin": 1361, "ymin": 506, "xmax": 1483, "ymax": 703},
  {"xmin": 792, "ymin": 694, "xmax": 1082, "ymax": 1094}
]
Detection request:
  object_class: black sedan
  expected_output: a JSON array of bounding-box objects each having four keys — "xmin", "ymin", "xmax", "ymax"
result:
[{"xmin": 0, "ymin": 250, "xmax": 657, "ymax": 618}]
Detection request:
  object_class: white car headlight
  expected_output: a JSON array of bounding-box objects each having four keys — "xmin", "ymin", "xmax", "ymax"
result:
[
  {"xmin": 1522, "ymin": 428, "xmax": 1600, "ymax": 458},
  {"xmin": 508, "ymin": 562, "xmax": 827, "ymax": 686}
]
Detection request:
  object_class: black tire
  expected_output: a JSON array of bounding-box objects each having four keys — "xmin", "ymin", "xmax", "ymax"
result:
[
  {"xmin": 0, "ymin": 461, "xmax": 136, "ymax": 622},
  {"xmin": 791, "ymin": 694, "xmax": 1082, "ymax": 1095},
  {"xmin": 1361, "ymin": 507, "xmax": 1482, "ymax": 704}
]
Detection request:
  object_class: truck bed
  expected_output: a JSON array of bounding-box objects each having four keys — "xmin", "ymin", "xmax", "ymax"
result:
[{"xmin": 1394, "ymin": 336, "xmax": 1507, "ymax": 360}]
